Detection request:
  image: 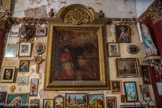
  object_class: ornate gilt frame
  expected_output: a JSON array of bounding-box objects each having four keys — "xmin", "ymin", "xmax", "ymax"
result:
[{"xmin": 44, "ymin": 4, "xmax": 109, "ymax": 91}]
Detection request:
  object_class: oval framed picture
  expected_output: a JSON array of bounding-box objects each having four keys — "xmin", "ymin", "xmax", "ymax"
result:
[
  {"xmin": 34, "ymin": 42, "xmax": 46, "ymax": 55},
  {"xmin": 127, "ymin": 45, "xmax": 139, "ymax": 54}
]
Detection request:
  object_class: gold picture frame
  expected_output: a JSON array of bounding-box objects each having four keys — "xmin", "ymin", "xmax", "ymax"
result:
[
  {"xmin": 44, "ymin": 4, "xmax": 109, "ymax": 91},
  {"xmin": 127, "ymin": 45, "xmax": 139, "ymax": 54},
  {"xmin": 18, "ymin": 42, "xmax": 32, "ymax": 57},
  {"xmin": 34, "ymin": 42, "xmax": 46, "ymax": 55},
  {"xmin": 110, "ymin": 80, "xmax": 122, "ymax": 94}
]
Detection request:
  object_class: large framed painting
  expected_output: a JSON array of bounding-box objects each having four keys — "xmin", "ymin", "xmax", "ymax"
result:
[
  {"xmin": 116, "ymin": 58, "xmax": 139, "ymax": 78},
  {"xmin": 44, "ymin": 20, "xmax": 109, "ymax": 90},
  {"xmin": 140, "ymin": 65, "xmax": 151, "ymax": 84},
  {"xmin": 5, "ymin": 93, "xmax": 29, "ymax": 108},
  {"xmin": 124, "ymin": 82, "xmax": 138, "ymax": 102},
  {"xmin": 1, "ymin": 67, "xmax": 15, "ymax": 83}
]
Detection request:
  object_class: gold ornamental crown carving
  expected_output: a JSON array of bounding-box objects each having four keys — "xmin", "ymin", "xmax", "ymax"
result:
[{"xmin": 56, "ymin": 4, "xmax": 99, "ymax": 25}]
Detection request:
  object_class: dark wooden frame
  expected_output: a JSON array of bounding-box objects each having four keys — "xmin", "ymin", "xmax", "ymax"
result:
[
  {"xmin": 55, "ymin": 95, "xmax": 64, "ymax": 108},
  {"xmin": 140, "ymin": 65, "xmax": 152, "ymax": 84},
  {"xmin": 106, "ymin": 96, "xmax": 117, "ymax": 108}
]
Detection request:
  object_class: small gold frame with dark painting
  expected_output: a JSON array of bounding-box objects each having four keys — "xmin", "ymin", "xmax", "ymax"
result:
[
  {"xmin": 110, "ymin": 80, "xmax": 122, "ymax": 94},
  {"xmin": 34, "ymin": 42, "xmax": 46, "ymax": 55},
  {"xmin": 127, "ymin": 45, "xmax": 139, "ymax": 54}
]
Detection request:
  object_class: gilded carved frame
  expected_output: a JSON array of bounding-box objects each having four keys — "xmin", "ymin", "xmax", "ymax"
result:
[{"xmin": 44, "ymin": 4, "xmax": 109, "ymax": 90}]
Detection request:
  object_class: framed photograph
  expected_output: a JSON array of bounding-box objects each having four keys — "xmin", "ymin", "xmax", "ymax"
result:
[
  {"xmin": 34, "ymin": 42, "xmax": 46, "ymax": 55},
  {"xmin": 30, "ymin": 78, "xmax": 39, "ymax": 96},
  {"xmin": 127, "ymin": 45, "xmax": 139, "ymax": 54},
  {"xmin": 108, "ymin": 43, "xmax": 120, "ymax": 57},
  {"xmin": 55, "ymin": 95, "xmax": 64, "ymax": 108},
  {"xmin": 111, "ymin": 80, "xmax": 122, "ymax": 94},
  {"xmin": 45, "ymin": 23, "xmax": 109, "ymax": 91},
  {"xmin": 43, "ymin": 99, "xmax": 54, "ymax": 108},
  {"xmin": 20, "ymin": 25, "xmax": 35, "ymax": 41},
  {"xmin": 139, "ymin": 85, "xmax": 150, "ymax": 99},
  {"xmin": 5, "ymin": 93, "xmax": 29, "ymax": 108},
  {"xmin": 106, "ymin": 96, "xmax": 117, "ymax": 108},
  {"xmin": 120, "ymin": 105, "xmax": 146, "ymax": 108},
  {"xmin": 88, "ymin": 94, "xmax": 104, "ymax": 108},
  {"xmin": 17, "ymin": 76, "xmax": 29, "ymax": 85},
  {"xmin": 65, "ymin": 93, "xmax": 87, "ymax": 108},
  {"xmin": 5, "ymin": 44, "xmax": 17, "ymax": 57},
  {"xmin": 115, "ymin": 25, "xmax": 130, "ymax": 43},
  {"xmin": 1, "ymin": 67, "xmax": 15, "ymax": 83},
  {"xmin": 140, "ymin": 65, "xmax": 151, "ymax": 84},
  {"xmin": 10, "ymin": 26, "xmax": 20, "ymax": 37},
  {"xmin": 0, "ymin": 92, "xmax": 7, "ymax": 106},
  {"xmin": 124, "ymin": 81, "xmax": 138, "ymax": 102},
  {"xmin": 30, "ymin": 99, "xmax": 40, "ymax": 108},
  {"xmin": 18, "ymin": 42, "xmax": 32, "ymax": 57},
  {"xmin": 35, "ymin": 28, "xmax": 47, "ymax": 37},
  {"xmin": 116, "ymin": 58, "xmax": 139, "ymax": 77},
  {"xmin": 19, "ymin": 60, "xmax": 30, "ymax": 72}
]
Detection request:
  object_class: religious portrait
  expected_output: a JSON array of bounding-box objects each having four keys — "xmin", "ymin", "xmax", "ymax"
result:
[
  {"xmin": 88, "ymin": 94, "xmax": 104, "ymax": 108},
  {"xmin": 19, "ymin": 42, "xmax": 32, "ymax": 57},
  {"xmin": 1, "ymin": 67, "xmax": 15, "ymax": 83},
  {"xmin": 17, "ymin": 76, "xmax": 29, "ymax": 85},
  {"xmin": 10, "ymin": 26, "xmax": 20, "ymax": 37},
  {"xmin": 106, "ymin": 97, "xmax": 117, "ymax": 108},
  {"xmin": 139, "ymin": 85, "xmax": 150, "ymax": 99},
  {"xmin": 5, "ymin": 93, "xmax": 29, "ymax": 108},
  {"xmin": 35, "ymin": 28, "xmax": 47, "ymax": 37},
  {"xmin": 111, "ymin": 80, "xmax": 122, "ymax": 94},
  {"xmin": 43, "ymin": 99, "xmax": 54, "ymax": 108},
  {"xmin": 55, "ymin": 96, "xmax": 64, "ymax": 108},
  {"xmin": 124, "ymin": 82, "xmax": 138, "ymax": 102},
  {"xmin": 34, "ymin": 42, "xmax": 46, "ymax": 55},
  {"xmin": 30, "ymin": 78, "xmax": 39, "ymax": 96},
  {"xmin": 116, "ymin": 25, "xmax": 130, "ymax": 43},
  {"xmin": 19, "ymin": 60, "xmax": 30, "ymax": 72},
  {"xmin": 126, "ymin": 45, "xmax": 139, "ymax": 54},
  {"xmin": 5, "ymin": 44, "xmax": 17, "ymax": 57},
  {"xmin": 66, "ymin": 93, "xmax": 87, "ymax": 108},
  {"xmin": 20, "ymin": 25, "xmax": 35, "ymax": 41},
  {"xmin": 140, "ymin": 65, "xmax": 151, "ymax": 84},
  {"xmin": 116, "ymin": 58, "xmax": 139, "ymax": 77},
  {"xmin": 30, "ymin": 99, "xmax": 40, "ymax": 108},
  {"xmin": 108, "ymin": 43, "xmax": 120, "ymax": 57}
]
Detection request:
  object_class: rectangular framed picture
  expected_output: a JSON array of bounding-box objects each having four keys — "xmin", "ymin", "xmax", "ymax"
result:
[
  {"xmin": 116, "ymin": 58, "xmax": 139, "ymax": 77},
  {"xmin": 124, "ymin": 81, "xmax": 138, "ymax": 102},
  {"xmin": 43, "ymin": 99, "xmax": 54, "ymax": 108},
  {"xmin": 18, "ymin": 42, "xmax": 32, "ymax": 57},
  {"xmin": 30, "ymin": 99, "xmax": 40, "ymax": 108},
  {"xmin": 88, "ymin": 94, "xmax": 104, "ymax": 108},
  {"xmin": 108, "ymin": 43, "xmax": 120, "ymax": 57},
  {"xmin": 5, "ymin": 44, "xmax": 17, "ymax": 57},
  {"xmin": 17, "ymin": 76, "xmax": 29, "ymax": 85},
  {"xmin": 111, "ymin": 80, "xmax": 122, "ymax": 94},
  {"xmin": 115, "ymin": 25, "xmax": 130, "ymax": 43},
  {"xmin": 0, "ymin": 92, "xmax": 7, "ymax": 106},
  {"xmin": 10, "ymin": 26, "xmax": 20, "ymax": 37},
  {"xmin": 139, "ymin": 85, "xmax": 150, "ymax": 99},
  {"xmin": 19, "ymin": 60, "xmax": 30, "ymax": 72},
  {"xmin": 106, "ymin": 96, "xmax": 117, "ymax": 108},
  {"xmin": 65, "ymin": 93, "xmax": 87, "ymax": 108},
  {"xmin": 156, "ymin": 82, "xmax": 162, "ymax": 95},
  {"xmin": 5, "ymin": 93, "xmax": 29, "ymax": 108},
  {"xmin": 55, "ymin": 95, "xmax": 64, "ymax": 108},
  {"xmin": 30, "ymin": 78, "xmax": 39, "ymax": 96},
  {"xmin": 1, "ymin": 67, "xmax": 15, "ymax": 83},
  {"xmin": 140, "ymin": 65, "xmax": 151, "ymax": 84},
  {"xmin": 20, "ymin": 25, "xmax": 35, "ymax": 41},
  {"xmin": 35, "ymin": 28, "xmax": 47, "ymax": 37}
]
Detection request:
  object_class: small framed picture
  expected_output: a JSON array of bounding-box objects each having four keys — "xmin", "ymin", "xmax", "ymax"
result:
[
  {"xmin": 111, "ymin": 80, "xmax": 122, "ymax": 94},
  {"xmin": 43, "ymin": 99, "xmax": 54, "ymax": 108},
  {"xmin": 18, "ymin": 42, "xmax": 32, "ymax": 57},
  {"xmin": 5, "ymin": 44, "xmax": 17, "ymax": 57},
  {"xmin": 35, "ymin": 28, "xmax": 47, "ymax": 37},
  {"xmin": 30, "ymin": 99, "xmax": 40, "ymax": 108},
  {"xmin": 108, "ymin": 43, "xmax": 120, "ymax": 57},
  {"xmin": 124, "ymin": 81, "xmax": 138, "ymax": 102},
  {"xmin": 30, "ymin": 78, "xmax": 39, "ymax": 96},
  {"xmin": 34, "ymin": 42, "xmax": 46, "ymax": 55},
  {"xmin": 55, "ymin": 95, "xmax": 64, "ymax": 108},
  {"xmin": 106, "ymin": 96, "xmax": 117, "ymax": 108},
  {"xmin": 139, "ymin": 85, "xmax": 150, "ymax": 99},
  {"xmin": 116, "ymin": 58, "xmax": 139, "ymax": 77},
  {"xmin": 10, "ymin": 26, "xmax": 20, "ymax": 37},
  {"xmin": 88, "ymin": 94, "xmax": 104, "ymax": 108},
  {"xmin": 20, "ymin": 25, "xmax": 35, "ymax": 41},
  {"xmin": 17, "ymin": 76, "xmax": 29, "ymax": 85},
  {"xmin": 115, "ymin": 25, "xmax": 130, "ymax": 43},
  {"xmin": 120, "ymin": 105, "xmax": 146, "ymax": 108},
  {"xmin": 140, "ymin": 65, "xmax": 151, "ymax": 84},
  {"xmin": 19, "ymin": 60, "xmax": 30, "ymax": 72},
  {"xmin": 66, "ymin": 93, "xmax": 87, "ymax": 108},
  {"xmin": 1, "ymin": 67, "xmax": 15, "ymax": 83},
  {"xmin": 5, "ymin": 93, "xmax": 29, "ymax": 108},
  {"xmin": 0, "ymin": 92, "xmax": 7, "ymax": 105},
  {"xmin": 127, "ymin": 45, "xmax": 139, "ymax": 54}
]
